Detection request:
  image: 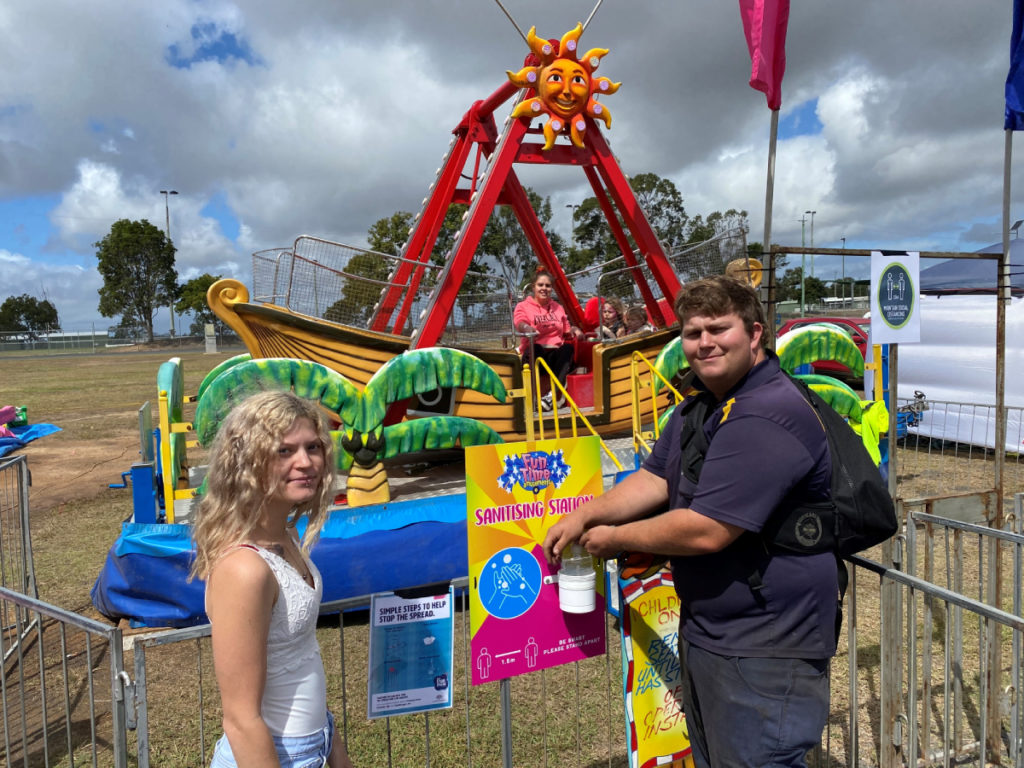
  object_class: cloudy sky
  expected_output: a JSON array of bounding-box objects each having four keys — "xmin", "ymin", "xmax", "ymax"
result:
[{"xmin": 1, "ymin": 1, "xmax": 1018, "ymax": 331}]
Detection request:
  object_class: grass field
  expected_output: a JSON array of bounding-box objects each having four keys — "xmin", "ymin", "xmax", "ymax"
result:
[{"xmin": 1, "ymin": 348, "xmax": 236, "ymax": 613}]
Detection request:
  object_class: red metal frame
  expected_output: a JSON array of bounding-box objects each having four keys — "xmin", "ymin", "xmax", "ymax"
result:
[{"xmin": 387, "ymin": 78, "xmax": 681, "ymax": 349}]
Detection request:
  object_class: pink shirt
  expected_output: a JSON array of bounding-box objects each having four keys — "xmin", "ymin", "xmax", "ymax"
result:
[{"xmin": 513, "ymin": 295, "xmax": 570, "ymax": 352}]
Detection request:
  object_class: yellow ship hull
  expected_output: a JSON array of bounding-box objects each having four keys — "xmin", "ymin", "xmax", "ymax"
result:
[{"xmin": 209, "ymin": 278, "xmax": 676, "ymax": 442}]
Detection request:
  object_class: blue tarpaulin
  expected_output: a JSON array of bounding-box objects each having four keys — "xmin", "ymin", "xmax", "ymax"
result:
[
  {"xmin": 0, "ymin": 423, "xmax": 62, "ymax": 458},
  {"xmin": 91, "ymin": 493, "xmax": 469, "ymax": 628}
]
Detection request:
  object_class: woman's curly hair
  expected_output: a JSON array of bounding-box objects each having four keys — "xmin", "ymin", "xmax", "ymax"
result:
[{"xmin": 190, "ymin": 390, "xmax": 335, "ymax": 580}]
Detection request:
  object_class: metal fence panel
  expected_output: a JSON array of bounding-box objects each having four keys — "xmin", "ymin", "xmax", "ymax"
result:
[
  {"xmin": 0, "ymin": 455, "xmax": 36, "ymax": 598},
  {"xmin": 0, "ymin": 587, "xmax": 128, "ymax": 768},
  {"xmin": 130, "ymin": 580, "xmax": 628, "ymax": 768},
  {"xmin": 119, "ymin": 489, "xmax": 1024, "ymax": 768}
]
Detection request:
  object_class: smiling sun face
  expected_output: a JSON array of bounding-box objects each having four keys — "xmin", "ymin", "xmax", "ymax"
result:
[{"xmin": 506, "ymin": 23, "xmax": 620, "ymax": 150}]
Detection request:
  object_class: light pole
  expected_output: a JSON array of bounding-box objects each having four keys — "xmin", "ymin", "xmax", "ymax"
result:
[
  {"xmin": 566, "ymin": 203, "xmax": 580, "ymax": 251},
  {"xmin": 840, "ymin": 236, "xmax": 846, "ymax": 305},
  {"xmin": 798, "ymin": 214, "xmax": 808, "ymax": 316},
  {"xmin": 805, "ymin": 209, "xmax": 816, "ymax": 279},
  {"xmin": 160, "ymin": 190, "xmax": 178, "ymax": 336}
]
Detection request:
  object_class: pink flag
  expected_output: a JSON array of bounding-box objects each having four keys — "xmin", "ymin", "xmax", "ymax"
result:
[{"xmin": 739, "ymin": 0, "xmax": 790, "ymax": 110}]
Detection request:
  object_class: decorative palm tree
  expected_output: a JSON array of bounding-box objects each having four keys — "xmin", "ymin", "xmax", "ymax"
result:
[{"xmin": 195, "ymin": 348, "xmax": 507, "ymax": 506}]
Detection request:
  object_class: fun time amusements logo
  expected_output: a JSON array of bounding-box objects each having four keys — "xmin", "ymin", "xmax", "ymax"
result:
[{"xmin": 498, "ymin": 450, "xmax": 571, "ymax": 495}]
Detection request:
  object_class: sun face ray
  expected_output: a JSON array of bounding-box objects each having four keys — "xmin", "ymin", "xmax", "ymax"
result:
[{"xmin": 506, "ymin": 23, "xmax": 619, "ymax": 150}]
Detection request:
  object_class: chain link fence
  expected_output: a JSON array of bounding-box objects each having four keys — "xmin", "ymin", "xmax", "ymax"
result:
[{"xmin": 249, "ymin": 228, "xmax": 750, "ymax": 347}]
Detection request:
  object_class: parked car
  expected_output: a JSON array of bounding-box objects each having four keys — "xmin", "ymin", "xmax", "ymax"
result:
[{"xmin": 776, "ymin": 316, "xmax": 869, "ymax": 381}]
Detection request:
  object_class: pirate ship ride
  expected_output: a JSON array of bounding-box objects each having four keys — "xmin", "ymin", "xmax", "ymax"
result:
[
  {"xmin": 93, "ymin": 23, "xmax": 773, "ymax": 629},
  {"xmin": 208, "ymin": 23, "xmax": 749, "ymax": 447}
]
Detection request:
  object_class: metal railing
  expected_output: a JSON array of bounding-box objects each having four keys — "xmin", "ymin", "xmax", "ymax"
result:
[
  {"xmin": 129, "ymin": 580, "xmax": 627, "ymax": 768},
  {"xmin": 3, "ymin": 447, "xmax": 1023, "ymax": 766},
  {"xmin": 0, "ymin": 586, "xmax": 129, "ymax": 767},
  {"xmin": 120, "ymin": 498, "xmax": 1023, "ymax": 767},
  {"xmin": 0, "ymin": 456, "xmax": 35, "ymax": 599},
  {"xmin": 251, "ymin": 238, "xmax": 518, "ymax": 345}
]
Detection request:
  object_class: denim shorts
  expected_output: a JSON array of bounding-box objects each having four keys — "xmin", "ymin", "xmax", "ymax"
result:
[{"xmin": 210, "ymin": 710, "xmax": 334, "ymax": 768}]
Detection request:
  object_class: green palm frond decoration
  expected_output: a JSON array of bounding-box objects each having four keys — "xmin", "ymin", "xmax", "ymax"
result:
[
  {"xmin": 651, "ymin": 337, "xmax": 688, "ymax": 395},
  {"xmin": 777, "ymin": 325, "xmax": 864, "ymax": 378},
  {"xmin": 381, "ymin": 417, "xmax": 504, "ymax": 459},
  {"xmin": 795, "ymin": 373, "xmax": 864, "ymax": 422},
  {"xmin": 657, "ymin": 403, "xmax": 678, "ymax": 433},
  {"xmin": 194, "ymin": 358, "xmax": 360, "ymax": 445},
  {"xmin": 197, "ymin": 353, "xmax": 251, "ymax": 400},
  {"xmin": 360, "ymin": 348, "xmax": 507, "ymax": 430},
  {"xmin": 194, "ymin": 348, "xmax": 509, "ymax": 506}
]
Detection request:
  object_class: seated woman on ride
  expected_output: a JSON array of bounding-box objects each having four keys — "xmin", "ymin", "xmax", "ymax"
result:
[{"xmin": 514, "ymin": 269, "xmax": 583, "ymax": 406}]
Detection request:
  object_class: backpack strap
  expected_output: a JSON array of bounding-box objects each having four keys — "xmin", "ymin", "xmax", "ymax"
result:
[{"xmin": 677, "ymin": 391, "xmax": 716, "ymax": 484}]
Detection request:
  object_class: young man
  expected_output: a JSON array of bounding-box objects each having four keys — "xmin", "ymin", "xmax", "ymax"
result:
[{"xmin": 542, "ymin": 276, "xmax": 836, "ymax": 768}]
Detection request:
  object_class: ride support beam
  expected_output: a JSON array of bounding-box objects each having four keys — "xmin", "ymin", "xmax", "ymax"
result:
[
  {"xmin": 501, "ymin": 171, "xmax": 585, "ymax": 328},
  {"xmin": 411, "ymin": 119, "xmax": 531, "ymax": 349},
  {"xmin": 586, "ymin": 122, "xmax": 680, "ymax": 303},
  {"xmin": 582, "ymin": 165, "xmax": 661, "ymax": 325},
  {"xmin": 370, "ymin": 128, "xmax": 471, "ymax": 332},
  {"xmin": 376, "ymin": 109, "xmax": 499, "ymax": 334}
]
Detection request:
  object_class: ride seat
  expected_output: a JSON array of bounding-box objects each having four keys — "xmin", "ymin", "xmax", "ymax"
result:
[{"xmin": 573, "ymin": 338, "xmax": 597, "ymax": 369}]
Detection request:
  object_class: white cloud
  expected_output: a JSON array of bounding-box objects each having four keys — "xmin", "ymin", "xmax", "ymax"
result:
[
  {"xmin": 0, "ymin": 248, "xmax": 102, "ymax": 329},
  {"xmin": 1, "ymin": 0, "xmax": 1021, "ymax": 331}
]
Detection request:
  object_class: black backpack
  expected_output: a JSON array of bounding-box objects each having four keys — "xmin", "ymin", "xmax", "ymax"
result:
[{"xmin": 678, "ymin": 375, "xmax": 897, "ymax": 589}]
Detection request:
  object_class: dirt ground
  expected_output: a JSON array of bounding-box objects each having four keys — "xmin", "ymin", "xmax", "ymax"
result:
[{"xmin": 24, "ymin": 423, "xmax": 140, "ymax": 515}]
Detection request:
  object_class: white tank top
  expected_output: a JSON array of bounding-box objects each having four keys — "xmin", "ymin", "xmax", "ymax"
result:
[{"xmin": 227, "ymin": 544, "xmax": 327, "ymax": 736}]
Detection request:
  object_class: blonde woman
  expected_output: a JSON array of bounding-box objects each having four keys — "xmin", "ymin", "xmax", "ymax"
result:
[{"xmin": 192, "ymin": 390, "xmax": 353, "ymax": 768}]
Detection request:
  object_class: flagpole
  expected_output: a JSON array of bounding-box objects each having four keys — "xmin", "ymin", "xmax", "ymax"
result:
[
  {"xmin": 996, "ymin": 129, "xmax": 1009, "ymax": 511},
  {"xmin": 986, "ymin": 123, "xmax": 1011, "ymax": 763},
  {"xmin": 763, "ymin": 108, "xmax": 779, "ymax": 336}
]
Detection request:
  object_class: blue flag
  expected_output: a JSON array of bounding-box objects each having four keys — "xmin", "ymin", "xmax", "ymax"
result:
[{"xmin": 1007, "ymin": 0, "xmax": 1024, "ymax": 129}]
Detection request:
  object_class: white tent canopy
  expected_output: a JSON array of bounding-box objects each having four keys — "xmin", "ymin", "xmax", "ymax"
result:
[{"xmin": 894, "ymin": 294, "xmax": 1024, "ymax": 451}]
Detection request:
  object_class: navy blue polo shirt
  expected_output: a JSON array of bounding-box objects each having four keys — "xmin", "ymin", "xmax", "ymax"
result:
[{"xmin": 643, "ymin": 352, "xmax": 838, "ymax": 659}]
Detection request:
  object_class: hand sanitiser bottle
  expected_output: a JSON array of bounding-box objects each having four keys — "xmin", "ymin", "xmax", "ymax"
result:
[{"xmin": 558, "ymin": 543, "xmax": 596, "ymax": 613}]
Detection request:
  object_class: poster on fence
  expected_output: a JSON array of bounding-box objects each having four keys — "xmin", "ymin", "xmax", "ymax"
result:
[
  {"xmin": 620, "ymin": 567, "xmax": 693, "ymax": 768},
  {"xmin": 465, "ymin": 436, "xmax": 605, "ymax": 685},
  {"xmin": 871, "ymin": 250, "xmax": 920, "ymax": 343},
  {"xmin": 367, "ymin": 588, "xmax": 454, "ymax": 719}
]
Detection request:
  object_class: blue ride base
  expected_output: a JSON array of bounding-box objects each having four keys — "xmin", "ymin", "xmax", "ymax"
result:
[{"xmin": 91, "ymin": 493, "xmax": 468, "ymax": 628}]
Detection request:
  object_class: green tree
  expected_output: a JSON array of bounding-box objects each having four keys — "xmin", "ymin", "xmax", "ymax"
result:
[
  {"xmin": 630, "ymin": 172, "xmax": 690, "ymax": 248},
  {"xmin": 573, "ymin": 173, "xmax": 691, "ymax": 272},
  {"xmin": 367, "ymin": 212, "xmax": 414, "ymax": 255},
  {"xmin": 339, "ymin": 194, "xmax": 562, "ymax": 331},
  {"xmin": 778, "ymin": 267, "xmax": 829, "ymax": 305},
  {"xmin": 0, "ymin": 294, "xmax": 59, "ymax": 338},
  {"xmin": 477, "ymin": 187, "xmax": 563, "ymax": 293},
  {"xmin": 367, "ymin": 208, "xmax": 464, "ymax": 260},
  {"xmin": 325, "ymin": 208, "xmax": 473, "ymax": 329},
  {"xmin": 175, "ymin": 273, "xmax": 223, "ymax": 336},
  {"xmin": 95, "ymin": 219, "xmax": 177, "ymax": 343},
  {"xmin": 685, "ymin": 208, "xmax": 748, "ymax": 244}
]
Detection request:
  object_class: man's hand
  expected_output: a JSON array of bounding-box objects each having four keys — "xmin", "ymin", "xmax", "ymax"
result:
[
  {"xmin": 541, "ymin": 514, "xmax": 586, "ymax": 566},
  {"xmin": 580, "ymin": 525, "xmax": 622, "ymax": 559}
]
